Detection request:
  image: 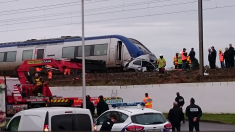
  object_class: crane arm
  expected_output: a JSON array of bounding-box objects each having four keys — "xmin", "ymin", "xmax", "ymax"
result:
[{"xmin": 16, "ymin": 58, "xmax": 82, "ymax": 84}]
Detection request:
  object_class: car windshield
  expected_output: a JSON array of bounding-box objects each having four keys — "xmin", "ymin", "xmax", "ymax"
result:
[{"xmin": 131, "ymin": 113, "xmax": 166, "ymax": 125}]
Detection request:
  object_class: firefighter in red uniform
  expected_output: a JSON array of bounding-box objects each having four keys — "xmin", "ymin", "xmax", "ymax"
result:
[{"xmin": 33, "ymin": 73, "xmax": 44, "ymax": 96}]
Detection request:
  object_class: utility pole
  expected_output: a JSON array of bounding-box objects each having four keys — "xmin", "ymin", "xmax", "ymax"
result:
[
  {"xmin": 198, "ymin": 0, "xmax": 204, "ymax": 76},
  {"xmin": 81, "ymin": 0, "xmax": 86, "ymax": 109}
]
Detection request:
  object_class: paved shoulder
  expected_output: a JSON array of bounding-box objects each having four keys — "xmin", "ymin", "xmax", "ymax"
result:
[{"xmin": 181, "ymin": 121, "xmax": 235, "ymax": 131}]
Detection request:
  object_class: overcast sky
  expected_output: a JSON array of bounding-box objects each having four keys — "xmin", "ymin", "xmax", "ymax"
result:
[{"xmin": 0, "ymin": 0, "xmax": 235, "ymax": 68}]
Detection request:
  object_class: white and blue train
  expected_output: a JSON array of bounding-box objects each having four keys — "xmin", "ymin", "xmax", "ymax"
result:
[{"xmin": 0, "ymin": 35, "xmax": 157, "ymax": 76}]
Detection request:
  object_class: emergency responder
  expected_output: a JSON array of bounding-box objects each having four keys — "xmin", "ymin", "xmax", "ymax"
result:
[
  {"xmin": 167, "ymin": 102, "xmax": 183, "ymax": 132},
  {"xmin": 46, "ymin": 65, "xmax": 53, "ymax": 80},
  {"xmin": 173, "ymin": 53, "xmax": 178, "ymax": 69},
  {"xmin": 178, "ymin": 52, "xmax": 182, "ymax": 70},
  {"xmin": 219, "ymin": 49, "xmax": 225, "ymax": 68},
  {"xmin": 46, "ymin": 96, "xmax": 53, "ymax": 107},
  {"xmin": 100, "ymin": 113, "xmax": 117, "ymax": 131},
  {"xmin": 33, "ymin": 73, "xmax": 44, "ymax": 97},
  {"xmin": 97, "ymin": 95, "xmax": 109, "ymax": 116},
  {"xmin": 157, "ymin": 54, "xmax": 166, "ymax": 74},
  {"xmin": 36, "ymin": 66, "xmax": 42, "ymax": 76},
  {"xmin": 181, "ymin": 48, "xmax": 187, "ymax": 70},
  {"xmin": 64, "ymin": 68, "xmax": 70, "ymax": 76},
  {"xmin": 81, "ymin": 95, "xmax": 95, "ymax": 116},
  {"xmin": 143, "ymin": 93, "xmax": 152, "ymax": 108},
  {"xmin": 175, "ymin": 92, "xmax": 185, "ymax": 123},
  {"xmin": 186, "ymin": 98, "xmax": 202, "ymax": 131}
]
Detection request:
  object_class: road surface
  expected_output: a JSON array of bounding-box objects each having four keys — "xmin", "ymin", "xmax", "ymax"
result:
[{"xmin": 179, "ymin": 121, "xmax": 235, "ymax": 131}]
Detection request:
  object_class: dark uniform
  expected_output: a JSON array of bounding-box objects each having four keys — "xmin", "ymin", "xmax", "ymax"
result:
[
  {"xmin": 175, "ymin": 94, "xmax": 185, "ymax": 122},
  {"xmin": 100, "ymin": 118, "xmax": 115, "ymax": 131},
  {"xmin": 168, "ymin": 106, "xmax": 183, "ymax": 131},
  {"xmin": 186, "ymin": 98, "xmax": 202, "ymax": 131},
  {"xmin": 97, "ymin": 96, "xmax": 109, "ymax": 116}
]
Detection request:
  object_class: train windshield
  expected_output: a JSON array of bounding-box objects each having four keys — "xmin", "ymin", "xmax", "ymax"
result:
[{"xmin": 128, "ymin": 38, "xmax": 151, "ymax": 54}]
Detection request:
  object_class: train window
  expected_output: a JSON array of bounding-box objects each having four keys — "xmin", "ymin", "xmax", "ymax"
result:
[
  {"xmin": 76, "ymin": 46, "xmax": 91, "ymax": 57},
  {"xmin": 85, "ymin": 45, "xmax": 91, "ymax": 56},
  {"xmin": 94, "ymin": 44, "xmax": 108, "ymax": 56},
  {"xmin": 22, "ymin": 50, "xmax": 33, "ymax": 61},
  {"xmin": 133, "ymin": 60, "xmax": 141, "ymax": 65},
  {"xmin": 62, "ymin": 46, "xmax": 75, "ymax": 58},
  {"xmin": 0, "ymin": 52, "xmax": 4, "ymax": 62},
  {"xmin": 6, "ymin": 51, "xmax": 17, "ymax": 62}
]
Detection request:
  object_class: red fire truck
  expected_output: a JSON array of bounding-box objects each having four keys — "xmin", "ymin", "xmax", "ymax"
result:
[{"xmin": 5, "ymin": 58, "xmax": 123, "ymax": 116}]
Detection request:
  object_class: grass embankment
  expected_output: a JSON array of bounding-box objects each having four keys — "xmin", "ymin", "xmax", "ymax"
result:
[
  {"xmin": 5, "ymin": 113, "xmax": 235, "ymax": 125},
  {"xmin": 40, "ymin": 68, "xmax": 235, "ymax": 86},
  {"xmin": 163, "ymin": 113, "xmax": 235, "ymax": 125}
]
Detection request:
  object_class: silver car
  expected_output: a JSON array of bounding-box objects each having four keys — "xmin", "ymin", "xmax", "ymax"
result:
[{"xmin": 123, "ymin": 58, "xmax": 157, "ymax": 72}]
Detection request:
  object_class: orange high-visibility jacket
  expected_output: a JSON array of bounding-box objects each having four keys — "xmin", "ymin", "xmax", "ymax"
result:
[
  {"xmin": 219, "ymin": 53, "xmax": 224, "ymax": 62},
  {"xmin": 173, "ymin": 56, "xmax": 178, "ymax": 65},
  {"xmin": 143, "ymin": 96, "xmax": 153, "ymax": 108}
]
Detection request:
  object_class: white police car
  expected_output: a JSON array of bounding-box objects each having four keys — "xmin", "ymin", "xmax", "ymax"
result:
[{"xmin": 94, "ymin": 102, "xmax": 172, "ymax": 131}]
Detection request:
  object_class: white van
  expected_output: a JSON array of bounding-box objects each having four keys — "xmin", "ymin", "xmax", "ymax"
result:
[{"xmin": 3, "ymin": 107, "xmax": 94, "ymax": 131}]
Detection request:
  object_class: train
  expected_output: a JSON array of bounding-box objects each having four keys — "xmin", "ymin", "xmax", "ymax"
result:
[{"xmin": 0, "ymin": 35, "xmax": 157, "ymax": 76}]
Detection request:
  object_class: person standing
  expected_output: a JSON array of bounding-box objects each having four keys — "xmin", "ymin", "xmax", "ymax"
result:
[
  {"xmin": 143, "ymin": 93, "xmax": 153, "ymax": 109},
  {"xmin": 157, "ymin": 54, "xmax": 166, "ymax": 74},
  {"xmin": 189, "ymin": 48, "xmax": 196, "ymax": 69},
  {"xmin": 208, "ymin": 49, "xmax": 212, "ymax": 68},
  {"xmin": 33, "ymin": 73, "xmax": 44, "ymax": 97},
  {"xmin": 210, "ymin": 46, "xmax": 217, "ymax": 69},
  {"xmin": 219, "ymin": 49, "xmax": 225, "ymax": 68},
  {"xmin": 97, "ymin": 95, "xmax": 109, "ymax": 116},
  {"xmin": 168, "ymin": 102, "xmax": 183, "ymax": 132},
  {"xmin": 173, "ymin": 53, "xmax": 179, "ymax": 70},
  {"xmin": 100, "ymin": 114, "xmax": 117, "ymax": 131},
  {"xmin": 175, "ymin": 92, "xmax": 185, "ymax": 123},
  {"xmin": 228, "ymin": 44, "xmax": 235, "ymax": 67},
  {"xmin": 181, "ymin": 48, "xmax": 187, "ymax": 70},
  {"xmin": 81, "ymin": 95, "xmax": 95, "ymax": 116},
  {"xmin": 186, "ymin": 98, "xmax": 202, "ymax": 131},
  {"xmin": 178, "ymin": 52, "xmax": 182, "ymax": 70},
  {"xmin": 224, "ymin": 47, "xmax": 229, "ymax": 68}
]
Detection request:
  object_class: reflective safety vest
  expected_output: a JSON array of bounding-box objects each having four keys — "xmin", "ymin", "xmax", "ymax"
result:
[
  {"xmin": 181, "ymin": 52, "xmax": 187, "ymax": 61},
  {"xmin": 178, "ymin": 55, "xmax": 182, "ymax": 64},
  {"xmin": 157, "ymin": 58, "xmax": 166, "ymax": 68},
  {"xmin": 36, "ymin": 67, "xmax": 42, "ymax": 72},
  {"xmin": 219, "ymin": 52, "xmax": 224, "ymax": 62},
  {"xmin": 173, "ymin": 56, "xmax": 178, "ymax": 65},
  {"xmin": 64, "ymin": 68, "xmax": 70, "ymax": 75},
  {"xmin": 35, "ymin": 77, "xmax": 42, "ymax": 86},
  {"xmin": 187, "ymin": 56, "xmax": 191, "ymax": 64},
  {"xmin": 48, "ymin": 71, "xmax": 52, "ymax": 79},
  {"xmin": 143, "ymin": 96, "xmax": 152, "ymax": 108}
]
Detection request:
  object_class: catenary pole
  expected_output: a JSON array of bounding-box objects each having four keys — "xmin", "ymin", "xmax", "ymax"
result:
[
  {"xmin": 198, "ymin": 0, "xmax": 204, "ymax": 76},
  {"xmin": 82, "ymin": 0, "xmax": 86, "ymax": 109}
]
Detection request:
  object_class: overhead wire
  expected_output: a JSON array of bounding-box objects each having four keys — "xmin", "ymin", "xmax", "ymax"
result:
[
  {"xmin": 0, "ymin": 2, "xmax": 234, "ymax": 33},
  {"xmin": 0, "ymin": 0, "xmax": 197, "ymax": 26},
  {"xmin": 0, "ymin": 0, "xmax": 171, "ymax": 16},
  {"xmin": 0, "ymin": 0, "xmax": 172, "ymax": 21},
  {"xmin": 0, "ymin": 0, "xmax": 113, "ymax": 16}
]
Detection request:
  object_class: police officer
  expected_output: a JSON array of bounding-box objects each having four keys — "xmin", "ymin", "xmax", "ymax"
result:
[
  {"xmin": 175, "ymin": 92, "xmax": 185, "ymax": 123},
  {"xmin": 168, "ymin": 102, "xmax": 183, "ymax": 132},
  {"xmin": 100, "ymin": 113, "xmax": 117, "ymax": 131},
  {"xmin": 186, "ymin": 98, "xmax": 202, "ymax": 131}
]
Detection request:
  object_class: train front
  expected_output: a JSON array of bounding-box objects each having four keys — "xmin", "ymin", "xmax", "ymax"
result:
[{"xmin": 128, "ymin": 38, "xmax": 157, "ymax": 63}]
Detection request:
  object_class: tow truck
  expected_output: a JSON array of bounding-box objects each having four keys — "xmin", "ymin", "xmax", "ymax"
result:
[{"xmin": 5, "ymin": 58, "xmax": 123, "ymax": 116}]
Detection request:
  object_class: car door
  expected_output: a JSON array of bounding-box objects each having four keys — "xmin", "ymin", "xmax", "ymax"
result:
[
  {"xmin": 95, "ymin": 111, "xmax": 111, "ymax": 131},
  {"xmin": 130, "ymin": 60, "xmax": 142, "ymax": 71},
  {"xmin": 111, "ymin": 111, "xmax": 129, "ymax": 131},
  {"xmin": 6, "ymin": 115, "xmax": 21, "ymax": 131}
]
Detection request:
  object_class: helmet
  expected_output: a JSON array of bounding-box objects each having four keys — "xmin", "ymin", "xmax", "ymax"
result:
[
  {"xmin": 219, "ymin": 49, "xmax": 222, "ymax": 51},
  {"xmin": 160, "ymin": 54, "xmax": 163, "ymax": 56}
]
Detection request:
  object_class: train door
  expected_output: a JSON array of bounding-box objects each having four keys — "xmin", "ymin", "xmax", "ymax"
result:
[
  {"xmin": 115, "ymin": 41, "xmax": 123, "ymax": 66},
  {"xmin": 34, "ymin": 48, "xmax": 45, "ymax": 59}
]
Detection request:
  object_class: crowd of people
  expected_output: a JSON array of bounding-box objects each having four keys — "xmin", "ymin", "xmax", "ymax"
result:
[{"xmin": 208, "ymin": 43, "xmax": 235, "ymax": 69}]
